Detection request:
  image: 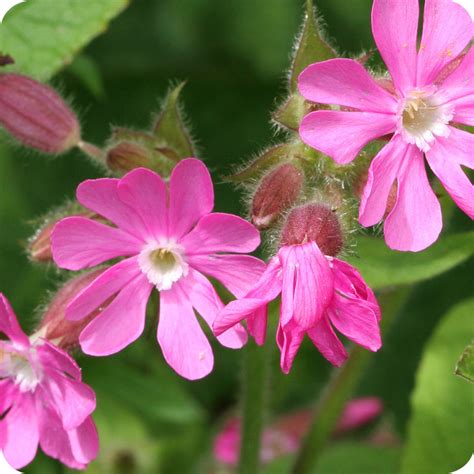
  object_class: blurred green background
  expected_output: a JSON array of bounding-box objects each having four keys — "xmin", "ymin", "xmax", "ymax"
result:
[{"xmin": 0, "ymin": 1, "xmax": 472, "ymax": 473}]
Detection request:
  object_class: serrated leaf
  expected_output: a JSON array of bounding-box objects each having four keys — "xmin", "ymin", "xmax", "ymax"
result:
[
  {"xmin": 272, "ymin": 93, "xmax": 311, "ymax": 131},
  {"xmin": 289, "ymin": 0, "xmax": 336, "ymax": 92},
  {"xmin": 347, "ymin": 232, "xmax": 474, "ymax": 290},
  {"xmin": 455, "ymin": 341, "xmax": 474, "ymax": 383},
  {"xmin": 153, "ymin": 82, "xmax": 196, "ymax": 159},
  {"xmin": 400, "ymin": 298, "xmax": 474, "ymax": 474},
  {"xmin": 0, "ymin": 0, "xmax": 129, "ymax": 80}
]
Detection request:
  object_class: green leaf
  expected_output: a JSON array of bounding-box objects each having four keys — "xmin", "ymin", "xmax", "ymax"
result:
[
  {"xmin": 347, "ymin": 232, "xmax": 474, "ymax": 290},
  {"xmin": 272, "ymin": 93, "xmax": 312, "ymax": 131},
  {"xmin": 0, "ymin": 0, "xmax": 129, "ymax": 80},
  {"xmin": 400, "ymin": 298, "xmax": 474, "ymax": 474},
  {"xmin": 152, "ymin": 82, "xmax": 196, "ymax": 159},
  {"xmin": 289, "ymin": 0, "xmax": 336, "ymax": 92},
  {"xmin": 67, "ymin": 54, "xmax": 105, "ymax": 98},
  {"xmin": 455, "ymin": 341, "xmax": 474, "ymax": 383}
]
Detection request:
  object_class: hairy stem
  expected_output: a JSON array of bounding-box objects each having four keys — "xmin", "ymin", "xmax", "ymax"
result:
[{"xmin": 238, "ymin": 339, "xmax": 269, "ymax": 474}]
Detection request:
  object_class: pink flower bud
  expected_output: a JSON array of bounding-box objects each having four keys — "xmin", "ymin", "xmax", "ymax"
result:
[
  {"xmin": 251, "ymin": 163, "xmax": 303, "ymax": 229},
  {"xmin": 0, "ymin": 73, "xmax": 80, "ymax": 154},
  {"xmin": 334, "ymin": 397, "xmax": 384, "ymax": 435},
  {"xmin": 280, "ymin": 203, "xmax": 343, "ymax": 257},
  {"xmin": 106, "ymin": 141, "xmax": 151, "ymax": 173},
  {"xmin": 38, "ymin": 268, "xmax": 107, "ymax": 350}
]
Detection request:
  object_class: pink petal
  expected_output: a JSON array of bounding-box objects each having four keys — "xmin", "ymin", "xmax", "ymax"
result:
[
  {"xmin": 67, "ymin": 417, "xmax": 99, "ymax": 465},
  {"xmin": 67, "ymin": 257, "xmax": 141, "ymax": 321},
  {"xmin": 0, "ymin": 380, "xmax": 17, "ymax": 415},
  {"xmin": 439, "ymin": 47, "xmax": 474, "ymax": 103},
  {"xmin": 327, "ymin": 295, "xmax": 381, "ymax": 352},
  {"xmin": 79, "ymin": 274, "xmax": 152, "ymax": 356},
  {"xmin": 2, "ymin": 395, "xmax": 39, "ymax": 469},
  {"xmin": 371, "ymin": 0, "xmax": 419, "ymax": 93},
  {"xmin": 41, "ymin": 375, "xmax": 96, "ymax": 431},
  {"xmin": 117, "ymin": 167, "xmax": 168, "ymax": 240},
  {"xmin": 77, "ymin": 178, "xmax": 148, "ymax": 240},
  {"xmin": 178, "ymin": 269, "xmax": 248, "ymax": 349},
  {"xmin": 189, "ymin": 254, "xmax": 266, "ymax": 298},
  {"xmin": 278, "ymin": 242, "xmax": 334, "ymax": 330},
  {"xmin": 417, "ymin": 0, "xmax": 474, "ymax": 86},
  {"xmin": 451, "ymin": 96, "xmax": 474, "ymax": 126},
  {"xmin": 158, "ymin": 286, "xmax": 214, "ymax": 380},
  {"xmin": 0, "ymin": 294, "xmax": 29, "ymax": 347},
  {"xmin": 332, "ymin": 259, "xmax": 380, "ymax": 321},
  {"xmin": 247, "ymin": 306, "xmax": 269, "ymax": 346},
  {"xmin": 298, "ymin": 59, "xmax": 397, "ymax": 113},
  {"xmin": 279, "ymin": 250, "xmax": 296, "ymax": 327},
  {"xmin": 426, "ymin": 127, "xmax": 474, "ymax": 219},
  {"xmin": 52, "ymin": 217, "xmax": 142, "ymax": 271},
  {"xmin": 359, "ymin": 135, "xmax": 407, "ymax": 227},
  {"xmin": 277, "ymin": 322, "xmax": 305, "ymax": 374},
  {"xmin": 307, "ymin": 317, "xmax": 348, "ymax": 367},
  {"xmin": 169, "ymin": 158, "xmax": 214, "ymax": 240},
  {"xmin": 299, "ymin": 110, "xmax": 396, "ymax": 164},
  {"xmin": 384, "ymin": 147, "xmax": 442, "ymax": 251},
  {"xmin": 180, "ymin": 213, "xmax": 261, "ymax": 255},
  {"xmin": 37, "ymin": 341, "xmax": 81, "ymax": 380},
  {"xmin": 213, "ymin": 257, "xmax": 282, "ymax": 338}
]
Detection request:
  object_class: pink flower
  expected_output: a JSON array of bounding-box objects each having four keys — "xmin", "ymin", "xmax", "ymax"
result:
[
  {"xmin": 214, "ymin": 397, "xmax": 383, "ymax": 466},
  {"xmin": 51, "ymin": 159, "xmax": 264, "ymax": 380},
  {"xmin": 214, "ymin": 237, "xmax": 381, "ymax": 373},
  {"xmin": 298, "ymin": 0, "xmax": 474, "ymax": 251},
  {"xmin": 0, "ymin": 294, "xmax": 98, "ymax": 470}
]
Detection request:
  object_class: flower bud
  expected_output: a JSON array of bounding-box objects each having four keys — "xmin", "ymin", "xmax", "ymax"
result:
[
  {"xmin": 106, "ymin": 141, "xmax": 151, "ymax": 173},
  {"xmin": 280, "ymin": 203, "xmax": 343, "ymax": 256},
  {"xmin": 0, "ymin": 73, "xmax": 80, "ymax": 154},
  {"xmin": 38, "ymin": 268, "xmax": 106, "ymax": 351},
  {"xmin": 29, "ymin": 210, "xmax": 99, "ymax": 263},
  {"xmin": 251, "ymin": 163, "xmax": 303, "ymax": 229}
]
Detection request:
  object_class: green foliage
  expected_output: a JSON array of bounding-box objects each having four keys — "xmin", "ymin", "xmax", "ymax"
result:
[
  {"xmin": 289, "ymin": 0, "xmax": 336, "ymax": 92},
  {"xmin": 400, "ymin": 299, "xmax": 474, "ymax": 474},
  {"xmin": 0, "ymin": 0, "xmax": 129, "ymax": 80},
  {"xmin": 348, "ymin": 232, "xmax": 474, "ymax": 290},
  {"xmin": 272, "ymin": 93, "xmax": 312, "ymax": 131},
  {"xmin": 456, "ymin": 341, "xmax": 474, "ymax": 383},
  {"xmin": 153, "ymin": 82, "xmax": 196, "ymax": 160}
]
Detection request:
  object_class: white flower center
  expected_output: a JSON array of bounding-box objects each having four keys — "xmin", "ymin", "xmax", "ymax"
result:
[
  {"xmin": 0, "ymin": 346, "xmax": 43, "ymax": 393},
  {"xmin": 399, "ymin": 88, "xmax": 453, "ymax": 152},
  {"xmin": 138, "ymin": 242, "xmax": 188, "ymax": 291}
]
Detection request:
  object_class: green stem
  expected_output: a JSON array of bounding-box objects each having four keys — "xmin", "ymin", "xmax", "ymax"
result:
[
  {"xmin": 238, "ymin": 338, "xmax": 269, "ymax": 474},
  {"xmin": 291, "ymin": 287, "xmax": 410, "ymax": 474}
]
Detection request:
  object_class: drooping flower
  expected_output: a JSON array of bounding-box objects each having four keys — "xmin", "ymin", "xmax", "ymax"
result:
[
  {"xmin": 214, "ymin": 204, "xmax": 381, "ymax": 373},
  {"xmin": 51, "ymin": 159, "xmax": 265, "ymax": 380},
  {"xmin": 214, "ymin": 397, "xmax": 383, "ymax": 467},
  {"xmin": 298, "ymin": 0, "xmax": 474, "ymax": 251},
  {"xmin": 0, "ymin": 294, "xmax": 98, "ymax": 470}
]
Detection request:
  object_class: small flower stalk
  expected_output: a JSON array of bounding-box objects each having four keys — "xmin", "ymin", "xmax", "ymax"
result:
[
  {"xmin": 214, "ymin": 203, "xmax": 382, "ymax": 373},
  {"xmin": 251, "ymin": 163, "xmax": 303, "ymax": 229},
  {"xmin": 0, "ymin": 74, "xmax": 80, "ymax": 154}
]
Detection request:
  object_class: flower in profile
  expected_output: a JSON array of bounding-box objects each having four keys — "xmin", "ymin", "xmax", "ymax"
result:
[
  {"xmin": 298, "ymin": 0, "xmax": 474, "ymax": 251},
  {"xmin": 51, "ymin": 159, "xmax": 264, "ymax": 380},
  {"xmin": 214, "ymin": 204, "xmax": 381, "ymax": 373},
  {"xmin": 214, "ymin": 397, "xmax": 383, "ymax": 467},
  {"xmin": 0, "ymin": 294, "xmax": 98, "ymax": 470}
]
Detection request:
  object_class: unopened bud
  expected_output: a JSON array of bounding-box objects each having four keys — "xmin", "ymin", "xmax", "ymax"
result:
[
  {"xmin": 106, "ymin": 141, "xmax": 151, "ymax": 173},
  {"xmin": 354, "ymin": 169, "xmax": 397, "ymax": 217},
  {"xmin": 0, "ymin": 74, "xmax": 80, "ymax": 154},
  {"xmin": 251, "ymin": 163, "xmax": 303, "ymax": 229},
  {"xmin": 280, "ymin": 203, "xmax": 343, "ymax": 256},
  {"xmin": 39, "ymin": 269, "xmax": 106, "ymax": 351},
  {"xmin": 29, "ymin": 210, "xmax": 99, "ymax": 263}
]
